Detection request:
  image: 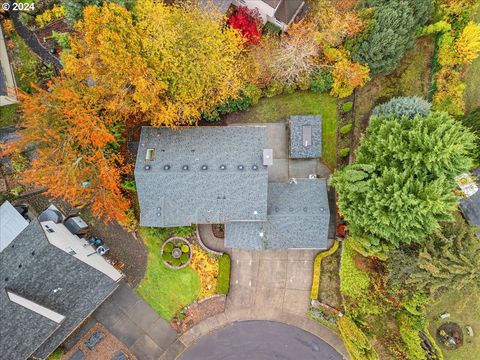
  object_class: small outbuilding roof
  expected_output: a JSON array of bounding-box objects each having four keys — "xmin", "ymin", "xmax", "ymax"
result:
[
  {"xmin": 225, "ymin": 179, "xmax": 331, "ymax": 249},
  {"xmin": 289, "ymin": 115, "xmax": 322, "ymax": 159},
  {"xmin": 135, "ymin": 126, "xmax": 269, "ymax": 227},
  {"xmin": 274, "ymin": 0, "xmax": 305, "ymax": 25},
  {"xmin": 199, "ymin": 0, "xmax": 232, "ymax": 14}
]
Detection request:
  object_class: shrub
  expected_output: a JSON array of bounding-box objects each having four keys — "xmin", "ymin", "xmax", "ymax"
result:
[
  {"xmin": 175, "ymin": 225, "xmax": 196, "ymax": 237},
  {"xmin": 340, "ymin": 124, "xmax": 353, "ymax": 135},
  {"xmin": 310, "ymin": 241, "xmax": 339, "ymax": 300},
  {"xmin": 180, "ymin": 253, "xmax": 189, "ymax": 263},
  {"xmin": 217, "ymin": 254, "xmax": 231, "ymax": 295},
  {"xmin": 162, "ymin": 252, "xmax": 172, "ymax": 262},
  {"xmin": 122, "ymin": 180, "xmax": 136, "ymax": 192},
  {"xmin": 310, "ymin": 69, "xmax": 333, "ymax": 93},
  {"xmin": 372, "ymin": 97, "xmax": 432, "ymax": 118},
  {"xmin": 418, "ymin": 20, "xmax": 452, "ymax": 35},
  {"xmin": 164, "ymin": 242, "xmax": 174, "ymax": 253},
  {"xmin": 296, "ymin": 75, "xmax": 311, "ymax": 91},
  {"xmin": 263, "ymin": 21, "xmax": 282, "ymax": 36},
  {"xmin": 342, "ymin": 101, "xmax": 353, "ymax": 113},
  {"xmin": 338, "ymin": 316, "xmax": 378, "ymax": 360},
  {"xmin": 10, "ymin": 186, "xmax": 24, "ymax": 198},
  {"xmin": 181, "ymin": 244, "xmax": 189, "ymax": 253},
  {"xmin": 36, "ymin": 5, "xmax": 65, "ymax": 28},
  {"xmin": 264, "ymin": 80, "xmax": 284, "ymax": 97},
  {"xmin": 171, "ymin": 258, "xmax": 182, "ymax": 267},
  {"xmin": 227, "ymin": 6, "xmax": 262, "ymax": 45},
  {"xmin": 339, "ymin": 147, "xmax": 350, "ymax": 157},
  {"xmin": 461, "ymin": 108, "xmax": 480, "ymax": 162},
  {"xmin": 51, "ymin": 31, "xmax": 70, "ymax": 50}
]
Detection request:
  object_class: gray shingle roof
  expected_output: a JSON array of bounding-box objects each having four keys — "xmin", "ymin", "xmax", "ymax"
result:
[
  {"xmin": 225, "ymin": 179, "xmax": 331, "ymax": 249},
  {"xmin": 0, "ymin": 219, "xmax": 118, "ymax": 360},
  {"xmin": 135, "ymin": 126, "xmax": 269, "ymax": 227},
  {"xmin": 274, "ymin": 0, "xmax": 305, "ymax": 25},
  {"xmin": 289, "ymin": 115, "xmax": 322, "ymax": 159}
]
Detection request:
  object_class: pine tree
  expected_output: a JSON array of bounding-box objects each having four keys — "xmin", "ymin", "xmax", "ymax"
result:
[{"xmin": 332, "ymin": 112, "xmax": 476, "ymax": 254}]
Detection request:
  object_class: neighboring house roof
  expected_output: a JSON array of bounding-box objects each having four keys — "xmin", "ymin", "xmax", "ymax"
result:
[
  {"xmin": 263, "ymin": 0, "xmax": 281, "ymax": 8},
  {"xmin": 460, "ymin": 167, "xmax": 480, "ymax": 234},
  {"xmin": 0, "ymin": 218, "xmax": 119, "ymax": 360},
  {"xmin": 0, "ymin": 64, "xmax": 6, "ymax": 96},
  {"xmin": 0, "ymin": 201, "xmax": 28, "ymax": 251},
  {"xmin": 225, "ymin": 179, "xmax": 331, "ymax": 249},
  {"xmin": 274, "ymin": 0, "xmax": 305, "ymax": 25},
  {"xmin": 135, "ymin": 126, "xmax": 269, "ymax": 227},
  {"xmin": 199, "ymin": 0, "xmax": 232, "ymax": 14},
  {"xmin": 289, "ymin": 115, "xmax": 322, "ymax": 159}
]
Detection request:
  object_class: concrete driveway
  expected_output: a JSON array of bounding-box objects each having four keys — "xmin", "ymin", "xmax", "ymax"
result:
[
  {"xmin": 226, "ymin": 248, "xmax": 319, "ymax": 317},
  {"xmin": 178, "ymin": 321, "xmax": 343, "ymax": 360}
]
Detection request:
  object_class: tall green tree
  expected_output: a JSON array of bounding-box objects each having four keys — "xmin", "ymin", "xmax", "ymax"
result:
[
  {"xmin": 407, "ymin": 215, "xmax": 480, "ymax": 299},
  {"xmin": 333, "ymin": 112, "xmax": 475, "ymax": 255},
  {"xmin": 63, "ymin": 0, "xmax": 135, "ymax": 24},
  {"xmin": 352, "ymin": 0, "xmax": 434, "ymax": 74}
]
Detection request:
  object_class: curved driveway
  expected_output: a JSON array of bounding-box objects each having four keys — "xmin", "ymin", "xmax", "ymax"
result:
[{"xmin": 178, "ymin": 321, "xmax": 342, "ymax": 360}]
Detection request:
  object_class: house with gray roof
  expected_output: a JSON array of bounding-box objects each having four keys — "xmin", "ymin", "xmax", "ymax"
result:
[
  {"xmin": 135, "ymin": 123, "xmax": 332, "ymax": 250},
  {"xmin": 231, "ymin": 0, "xmax": 309, "ymax": 31},
  {"xmin": 459, "ymin": 167, "xmax": 480, "ymax": 238},
  {"xmin": 289, "ymin": 115, "xmax": 322, "ymax": 159},
  {"xmin": 225, "ymin": 179, "xmax": 330, "ymax": 249},
  {"xmin": 0, "ymin": 25, "xmax": 18, "ymax": 106},
  {"xmin": 135, "ymin": 126, "xmax": 269, "ymax": 227},
  {"xmin": 0, "ymin": 202, "xmax": 122, "ymax": 360}
]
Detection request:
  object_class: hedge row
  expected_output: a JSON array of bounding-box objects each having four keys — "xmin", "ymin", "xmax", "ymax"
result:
[
  {"xmin": 310, "ymin": 241, "xmax": 340, "ymax": 300},
  {"xmin": 217, "ymin": 254, "xmax": 231, "ymax": 295}
]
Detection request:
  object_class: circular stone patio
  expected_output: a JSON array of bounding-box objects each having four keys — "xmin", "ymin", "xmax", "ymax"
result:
[{"xmin": 178, "ymin": 320, "xmax": 343, "ymax": 360}]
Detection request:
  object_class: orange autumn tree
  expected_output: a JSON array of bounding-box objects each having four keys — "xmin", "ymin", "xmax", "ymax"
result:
[
  {"xmin": 64, "ymin": 1, "xmax": 248, "ymax": 127},
  {"xmin": 4, "ymin": 78, "xmax": 131, "ymax": 223}
]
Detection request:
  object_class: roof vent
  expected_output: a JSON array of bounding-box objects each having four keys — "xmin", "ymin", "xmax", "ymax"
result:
[
  {"xmin": 303, "ymin": 207, "xmax": 308, "ymax": 212},
  {"xmin": 163, "ymin": 165, "xmax": 171, "ymax": 170},
  {"xmin": 144, "ymin": 165, "xmax": 151, "ymax": 171},
  {"xmin": 252, "ymin": 165, "xmax": 258, "ymax": 171},
  {"xmin": 219, "ymin": 165, "xmax": 226, "ymax": 170},
  {"xmin": 320, "ymin": 207, "xmax": 325, "ymax": 212},
  {"xmin": 274, "ymin": 206, "xmax": 279, "ymax": 213},
  {"xmin": 182, "ymin": 165, "xmax": 189, "ymax": 171},
  {"xmin": 145, "ymin": 148, "xmax": 155, "ymax": 161},
  {"xmin": 237, "ymin": 165, "xmax": 244, "ymax": 171},
  {"xmin": 201, "ymin": 165, "xmax": 208, "ymax": 170}
]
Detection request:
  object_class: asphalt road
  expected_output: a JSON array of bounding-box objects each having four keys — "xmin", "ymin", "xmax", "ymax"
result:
[{"xmin": 178, "ymin": 320, "xmax": 343, "ymax": 360}]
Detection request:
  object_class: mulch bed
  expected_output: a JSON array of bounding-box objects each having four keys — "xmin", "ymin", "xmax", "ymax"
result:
[
  {"xmin": 171, "ymin": 295, "xmax": 226, "ymax": 334},
  {"xmin": 211, "ymin": 224, "xmax": 224, "ymax": 239},
  {"xmin": 34, "ymin": 19, "xmax": 70, "ymax": 55},
  {"xmin": 61, "ymin": 323, "xmax": 136, "ymax": 360}
]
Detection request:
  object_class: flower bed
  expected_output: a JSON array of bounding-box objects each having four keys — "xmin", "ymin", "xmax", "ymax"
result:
[{"xmin": 161, "ymin": 237, "xmax": 192, "ymax": 269}]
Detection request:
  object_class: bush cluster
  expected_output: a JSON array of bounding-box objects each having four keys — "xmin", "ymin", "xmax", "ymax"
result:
[
  {"xmin": 217, "ymin": 254, "xmax": 231, "ymax": 295},
  {"xmin": 372, "ymin": 97, "xmax": 432, "ymax": 118},
  {"xmin": 310, "ymin": 69, "xmax": 333, "ymax": 93},
  {"xmin": 339, "ymin": 124, "xmax": 353, "ymax": 135}
]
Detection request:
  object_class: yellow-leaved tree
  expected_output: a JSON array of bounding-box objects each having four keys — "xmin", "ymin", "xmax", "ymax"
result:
[
  {"xmin": 455, "ymin": 22, "xmax": 480, "ymax": 64},
  {"xmin": 64, "ymin": 1, "xmax": 248, "ymax": 127}
]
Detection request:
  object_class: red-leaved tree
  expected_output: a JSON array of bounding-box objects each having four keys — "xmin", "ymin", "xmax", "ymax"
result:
[{"xmin": 228, "ymin": 6, "xmax": 262, "ymax": 45}]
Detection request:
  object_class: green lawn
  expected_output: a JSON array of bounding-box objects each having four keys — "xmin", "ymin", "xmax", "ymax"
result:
[
  {"xmin": 427, "ymin": 290, "xmax": 479, "ymax": 360},
  {"xmin": 224, "ymin": 91, "xmax": 338, "ymax": 169},
  {"xmin": 136, "ymin": 227, "xmax": 200, "ymax": 321},
  {"xmin": 464, "ymin": 8, "xmax": 480, "ymax": 113},
  {"xmin": 0, "ymin": 104, "xmax": 20, "ymax": 128}
]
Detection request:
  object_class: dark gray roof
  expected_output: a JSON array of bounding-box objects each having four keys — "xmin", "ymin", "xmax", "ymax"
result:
[
  {"xmin": 263, "ymin": 0, "xmax": 281, "ymax": 8},
  {"xmin": 274, "ymin": 0, "xmax": 305, "ymax": 25},
  {"xmin": 460, "ymin": 167, "xmax": 480, "ymax": 233},
  {"xmin": 199, "ymin": 0, "xmax": 232, "ymax": 14},
  {"xmin": 225, "ymin": 179, "xmax": 331, "ymax": 249},
  {"xmin": 289, "ymin": 115, "xmax": 322, "ymax": 159},
  {"xmin": 0, "ymin": 63, "xmax": 6, "ymax": 96},
  {"xmin": 0, "ymin": 219, "xmax": 118, "ymax": 360},
  {"xmin": 135, "ymin": 126, "xmax": 269, "ymax": 227}
]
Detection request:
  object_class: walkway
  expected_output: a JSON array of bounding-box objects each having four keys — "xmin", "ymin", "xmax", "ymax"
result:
[
  {"xmin": 161, "ymin": 248, "xmax": 349, "ymax": 360},
  {"xmin": 10, "ymin": 9, "xmax": 62, "ymax": 71},
  {"xmin": 197, "ymin": 224, "xmax": 227, "ymax": 253},
  {"xmin": 92, "ymin": 283, "xmax": 178, "ymax": 360}
]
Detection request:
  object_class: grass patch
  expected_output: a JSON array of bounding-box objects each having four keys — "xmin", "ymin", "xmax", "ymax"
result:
[
  {"xmin": 427, "ymin": 289, "xmax": 479, "ymax": 360},
  {"xmin": 136, "ymin": 227, "xmax": 200, "ymax": 321},
  {"xmin": 464, "ymin": 8, "xmax": 480, "ymax": 113},
  {"xmin": 224, "ymin": 91, "xmax": 338, "ymax": 169},
  {"xmin": 217, "ymin": 254, "xmax": 231, "ymax": 295},
  {"xmin": 47, "ymin": 349, "xmax": 63, "ymax": 360},
  {"xmin": 0, "ymin": 104, "xmax": 20, "ymax": 127}
]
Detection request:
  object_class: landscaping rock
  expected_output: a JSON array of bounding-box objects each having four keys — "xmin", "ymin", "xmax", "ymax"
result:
[
  {"xmin": 85, "ymin": 331, "xmax": 104, "ymax": 350},
  {"xmin": 111, "ymin": 351, "xmax": 128, "ymax": 360},
  {"xmin": 69, "ymin": 350, "xmax": 84, "ymax": 360}
]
